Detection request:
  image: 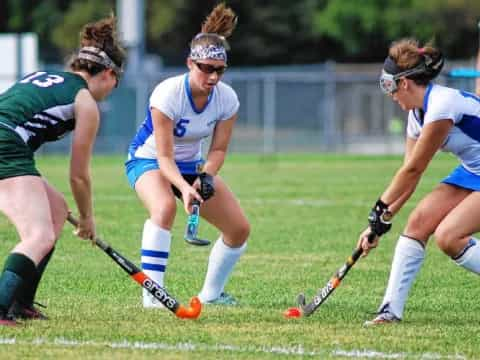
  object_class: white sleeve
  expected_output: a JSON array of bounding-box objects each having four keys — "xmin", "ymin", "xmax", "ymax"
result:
[
  {"xmin": 219, "ymin": 84, "xmax": 240, "ymax": 121},
  {"xmin": 406, "ymin": 111, "xmax": 421, "ymax": 139},
  {"xmin": 423, "ymin": 90, "xmax": 461, "ymax": 125},
  {"xmin": 149, "ymin": 79, "xmax": 179, "ymax": 121}
]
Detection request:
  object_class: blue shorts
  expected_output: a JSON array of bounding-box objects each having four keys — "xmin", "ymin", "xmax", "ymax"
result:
[
  {"xmin": 441, "ymin": 165, "xmax": 480, "ymax": 191},
  {"xmin": 125, "ymin": 158, "xmax": 204, "ymax": 189}
]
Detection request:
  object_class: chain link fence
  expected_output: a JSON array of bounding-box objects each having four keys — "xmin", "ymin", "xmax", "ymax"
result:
[{"xmin": 36, "ymin": 61, "xmax": 477, "ymax": 155}]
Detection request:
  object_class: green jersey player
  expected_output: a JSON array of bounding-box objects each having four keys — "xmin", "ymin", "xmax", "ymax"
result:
[{"xmin": 0, "ymin": 16, "xmax": 125, "ymax": 326}]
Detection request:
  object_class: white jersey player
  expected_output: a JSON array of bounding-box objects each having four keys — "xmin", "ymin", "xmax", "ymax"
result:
[
  {"xmin": 406, "ymin": 84, "xmax": 480, "ymax": 175},
  {"xmin": 127, "ymin": 73, "xmax": 239, "ymax": 169},
  {"xmin": 356, "ymin": 38, "xmax": 480, "ymax": 325},
  {"xmin": 125, "ymin": 4, "xmax": 249, "ymax": 308}
]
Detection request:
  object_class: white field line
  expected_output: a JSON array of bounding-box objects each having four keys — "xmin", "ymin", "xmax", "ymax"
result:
[
  {"xmin": 93, "ymin": 195, "xmax": 370, "ymax": 207},
  {"xmin": 0, "ymin": 337, "xmax": 466, "ymax": 359}
]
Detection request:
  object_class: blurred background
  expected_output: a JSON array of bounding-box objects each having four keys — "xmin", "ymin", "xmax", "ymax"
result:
[{"xmin": 1, "ymin": 0, "xmax": 480, "ymax": 154}]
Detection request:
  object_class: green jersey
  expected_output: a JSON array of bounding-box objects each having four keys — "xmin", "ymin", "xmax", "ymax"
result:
[{"xmin": 0, "ymin": 70, "xmax": 87, "ymax": 151}]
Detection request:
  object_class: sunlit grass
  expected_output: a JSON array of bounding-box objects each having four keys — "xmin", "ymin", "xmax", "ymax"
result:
[{"xmin": 1, "ymin": 153, "xmax": 478, "ymax": 359}]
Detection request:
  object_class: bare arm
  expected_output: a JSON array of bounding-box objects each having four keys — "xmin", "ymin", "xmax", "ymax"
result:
[
  {"xmin": 151, "ymin": 108, "xmax": 203, "ymax": 211},
  {"xmin": 151, "ymin": 108, "xmax": 191, "ymax": 191},
  {"xmin": 388, "ymin": 136, "xmax": 418, "ymax": 214},
  {"xmin": 70, "ymin": 89, "xmax": 100, "ymax": 239},
  {"xmin": 380, "ymin": 119, "xmax": 453, "ymax": 210},
  {"xmin": 358, "ymin": 123, "xmax": 450, "ymax": 255},
  {"xmin": 202, "ymin": 113, "xmax": 237, "ymax": 175}
]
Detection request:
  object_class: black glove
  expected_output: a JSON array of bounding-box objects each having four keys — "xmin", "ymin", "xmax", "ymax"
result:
[
  {"xmin": 199, "ymin": 172, "xmax": 215, "ymax": 201},
  {"xmin": 368, "ymin": 199, "xmax": 393, "ymax": 236}
]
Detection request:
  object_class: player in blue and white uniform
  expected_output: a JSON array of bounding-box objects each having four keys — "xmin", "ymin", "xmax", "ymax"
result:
[
  {"xmin": 357, "ymin": 38, "xmax": 480, "ymax": 325},
  {"xmin": 125, "ymin": 4, "xmax": 249, "ymax": 307}
]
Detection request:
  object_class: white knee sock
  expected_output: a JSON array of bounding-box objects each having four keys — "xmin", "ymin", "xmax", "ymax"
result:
[
  {"xmin": 379, "ymin": 235, "xmax": 425, "ymax": 319},
  {"xmin": 453, "ymin": 238, "xmax": 480, "ymax": 274},
  {"xmin": 141, "ymin": 219, "xmax": 171, "ymax": 307},
  {"xmin": 198, "ymin": 237, "xmax": 247, "ymax": 303}
]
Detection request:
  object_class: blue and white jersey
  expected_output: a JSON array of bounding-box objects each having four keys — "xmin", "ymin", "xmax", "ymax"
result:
[
  {"xmin": 406, "ymin": 83, "xmax": 480, "ymax": 174},
  {"xmin": 128, "ymin": 73, "xmax": 239, "ymax": 162}
]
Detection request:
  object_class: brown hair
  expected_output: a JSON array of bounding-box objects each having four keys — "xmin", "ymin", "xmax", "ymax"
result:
[
  {"xmin": 388, "ymin": 38, "xmax": 443, "ymax": 85},
  {"xmin": 70, "ymin": 15, "xmax": 126, "ymax": 76},
  {"xmin": 190, "ymin": 3, "xmax": 237, "ymax": 50}
]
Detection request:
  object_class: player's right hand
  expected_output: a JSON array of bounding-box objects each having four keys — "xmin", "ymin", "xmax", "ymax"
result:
[
  {"xmin": 180, "ymin": 184, "xmax": 203, "ymax": 214},
  {"xmin": 74, "ymin": 215, "xmax": 96, "ymax": 244},
  {"xmin": 357, "ymin": 227, "xmax": 379, "ymax": 257}
]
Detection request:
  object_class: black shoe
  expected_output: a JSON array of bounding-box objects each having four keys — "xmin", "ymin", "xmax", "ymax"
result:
[
  {"xmin": 0, "ymin": 309, "xmax": 17, "ymax": 326},
  {"xmin": 10, "ymin": 301, "xmax": 48, "ymax": 320}
]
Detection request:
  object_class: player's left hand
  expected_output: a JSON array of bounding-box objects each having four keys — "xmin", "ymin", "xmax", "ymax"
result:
[
  {"xmin": 198, "ymin": 172, "xmax": 215, "ymax": 201},
  {"xmin": 368, "ymin": 199, "xmax": 393, "ymax": 236}
]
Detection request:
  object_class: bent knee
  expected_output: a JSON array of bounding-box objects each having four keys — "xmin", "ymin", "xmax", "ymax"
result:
[
  {"xmin": 404, "ymin": 210, "xmax": 435, "ymax": 239},
  {"xmin": 149, "ymin": 201, "xmax": 177, "ymax": 229},
  {"xmin": 225, "ymin": 220, "xmax": 250, "ymax": 246},
  {"xmin": 434, "ymin": 225, "xmax": 459, "ymax": 256},
  {"xmin": 21, "ymin": 228, "xmax": 56, "ymax": 256}
]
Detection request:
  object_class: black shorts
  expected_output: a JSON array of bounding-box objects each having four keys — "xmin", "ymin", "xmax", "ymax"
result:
[{"xmin": 172, "ymin": 174, "xmax": 198, "ymax": 199}]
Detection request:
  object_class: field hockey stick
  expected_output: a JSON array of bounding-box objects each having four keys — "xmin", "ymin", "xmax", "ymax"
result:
[
  {"xmin": 184, "ymin": 199, "xmax": 211, "ymax": 246},
  {"xmin": 296, "ymin": 232, "xmax": 376, "ymax": 317},
  {"xmin": 67, "ymin": 213, "xmax": 202, "ymax": 319}
]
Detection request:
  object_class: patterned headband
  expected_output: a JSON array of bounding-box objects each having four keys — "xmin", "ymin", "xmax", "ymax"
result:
[
  {"xmin": 189, "ymin": 33, "xmax": 229, "ymax": 63},
  {"xmin": 189, "ymin": 44, "xmax": 227, "ymax": 62},
  {"xmin": 77, "ymin": 46, "xmax": 123, "ymax": 75}
]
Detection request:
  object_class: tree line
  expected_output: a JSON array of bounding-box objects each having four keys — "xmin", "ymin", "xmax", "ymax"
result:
[{"xmin": 1, "ymin": 0, "xmax": 479, "ymax": 65}]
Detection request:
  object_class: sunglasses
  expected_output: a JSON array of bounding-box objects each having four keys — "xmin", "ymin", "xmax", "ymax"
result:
[{"xmin": 194, "ymin": 61, "xmax": 227, "ymax": 75}]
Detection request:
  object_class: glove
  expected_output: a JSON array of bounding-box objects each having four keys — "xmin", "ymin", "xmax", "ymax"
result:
[
  {"xmin": 368, "ymin": 199, "xmax": 393, "ymax": 236},
  {"xmin": 199, "ymin": 172, "xmax": 215, "ymax": 201}
]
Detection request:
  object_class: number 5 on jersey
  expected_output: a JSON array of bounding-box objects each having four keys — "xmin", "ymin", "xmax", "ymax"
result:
[{"xmin": 174, "ymin": 119, "xmax": 190, "ymax": 137}]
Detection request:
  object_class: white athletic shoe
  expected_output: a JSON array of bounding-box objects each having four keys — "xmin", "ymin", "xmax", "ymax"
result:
[{"xmin": 142, "ymin": 289, "xmax": 165, "ymax": 309}]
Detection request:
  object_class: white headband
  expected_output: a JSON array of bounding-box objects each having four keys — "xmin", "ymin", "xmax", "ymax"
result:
[{"xmin": 77, "ymin": 46, "xmax": 122, "ymax": 75}]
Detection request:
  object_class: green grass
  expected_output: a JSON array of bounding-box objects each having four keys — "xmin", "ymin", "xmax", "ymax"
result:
[{"xmin": 1, "ymin": 153, "xmax": 479, "ymax": 359}]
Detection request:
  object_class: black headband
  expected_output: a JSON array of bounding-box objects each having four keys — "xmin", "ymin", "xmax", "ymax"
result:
[
  {"xmin": 383, "ymin": 52, "xmax": 444, "ymax": 80},
  {"xmin": 383, "ymin": 56, "xmax": 403, "ymax": 75}
]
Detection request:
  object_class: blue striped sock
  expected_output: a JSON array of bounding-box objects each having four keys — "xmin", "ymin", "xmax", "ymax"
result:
[
  {"xmin": 454, "ymin": 238, "xmax": 480, "ymax": 274},
  {"xmin": 141, "ymin": 220, "xmax": 171, "ymax": 288}
]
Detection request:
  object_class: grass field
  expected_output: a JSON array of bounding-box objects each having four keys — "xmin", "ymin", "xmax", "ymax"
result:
[{"xmin": 0, "ymin": 153, "xmax": 479, "ymax": 359}]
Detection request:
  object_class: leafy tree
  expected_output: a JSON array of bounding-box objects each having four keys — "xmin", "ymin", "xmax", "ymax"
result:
[
  {"xmin": 312, "ymin": 0, "xmax": 480, "ymax": 61},
  {"xmin": 146, "ymin": 0, "xmax": 328, "ymax": 65},
  {"xmin": 51, "ymin": 0, "xmax": 115, "ymax": 56},
  {"xmin": 2, "ymin": 0, "xmax": 480, "ymax": 64},
  {"xmin": 6, "ymin": 0, "xmax": 71, "ymax": 61}
]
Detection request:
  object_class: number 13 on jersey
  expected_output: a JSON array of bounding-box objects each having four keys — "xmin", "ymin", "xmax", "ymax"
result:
[{"xmin": 20, "ymin": 71, "xmax": 64, "ymax": 88}]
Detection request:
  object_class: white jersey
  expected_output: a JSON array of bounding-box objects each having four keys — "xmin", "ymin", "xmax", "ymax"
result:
[
  {"xmin": 406, "ymin": 83, "xmax": 480, "ymax": 174},
  {"xmin": 128, "ymin": 73, "xmax": 239, "ymax": 162}
]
